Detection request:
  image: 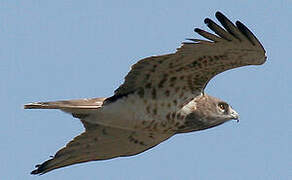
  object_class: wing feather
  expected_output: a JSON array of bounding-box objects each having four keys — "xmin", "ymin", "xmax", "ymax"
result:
[
  {"xmin": 236, "ymin": 21, "xmax": 263, "ymax": 48},
  {"xmin": 204, "ymin": 18, "xmax": 234, "ymax": 41},
  {"xmin": 193, "ymin": 28, "xmax": 222, "ymax": 42},
  {"xmin": 215, "ymin": 12, "xmax": 245, "ymax": 41}
]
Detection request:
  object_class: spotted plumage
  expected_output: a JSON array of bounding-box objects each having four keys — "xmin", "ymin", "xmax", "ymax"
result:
[{"xmin": 25, "ymin": 12, "xmax": 266, "ymax": 175}]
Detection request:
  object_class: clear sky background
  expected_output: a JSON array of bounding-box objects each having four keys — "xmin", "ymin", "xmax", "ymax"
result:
[{"xmin": 1, "ymin": 1, "xmax": 291, "ymax": 180}]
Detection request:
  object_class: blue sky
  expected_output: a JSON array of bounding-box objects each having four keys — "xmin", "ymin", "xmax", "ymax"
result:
[{"xmin": 1, "ymin": 1, "xmax": 291, "ymax": 179}]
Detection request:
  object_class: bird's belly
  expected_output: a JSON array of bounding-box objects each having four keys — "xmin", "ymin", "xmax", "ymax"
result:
[{"xmin": 83, "ymin": 94, "xmax": 178, "ymax": 133}]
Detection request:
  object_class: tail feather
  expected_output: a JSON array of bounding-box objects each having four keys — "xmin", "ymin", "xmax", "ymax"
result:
[{"xmin": 24, "ymin": 98, "xmax": 106, "ymax": 113}]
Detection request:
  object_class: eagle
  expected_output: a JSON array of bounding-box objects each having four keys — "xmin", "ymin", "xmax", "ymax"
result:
[{"xmin": 24, "ymin": 12, "xmax": 266, "ymax": 175}]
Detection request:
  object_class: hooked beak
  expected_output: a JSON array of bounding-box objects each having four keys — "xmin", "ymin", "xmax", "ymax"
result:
[{"xmin": 230, "ymin": 109, "xmax": 240, "ymax": 122}]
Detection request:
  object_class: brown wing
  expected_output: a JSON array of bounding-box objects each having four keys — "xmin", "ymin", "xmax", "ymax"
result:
[
  {"xmin": 31, "ymin": 121, "xmax": 173, "ymax": 175},
  {"xmin": 113, "ymin": 12, "xmax": 266, "ymax": 107}
]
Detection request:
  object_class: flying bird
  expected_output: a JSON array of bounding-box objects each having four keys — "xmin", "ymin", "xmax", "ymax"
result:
[{"xmin": 25, "ymin": 12, "xmax": 266, "ymax": 175}]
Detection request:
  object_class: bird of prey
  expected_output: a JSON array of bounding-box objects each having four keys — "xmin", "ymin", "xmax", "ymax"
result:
[{"xmin": 25, "ymin": 12, "xmax": 266, "ymax": 175}]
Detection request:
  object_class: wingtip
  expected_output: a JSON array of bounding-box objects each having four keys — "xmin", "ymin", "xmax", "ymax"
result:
[
  {"xmin": 30, "ymin": 161, "xmax": 50, "ymax": 175},
  {"xmin": 235, "ymin": 20, "xmax": 265, "ymax": 49},
  {"xmin": 30, "ymin": 169, "xmax": 39, "ymax": 175},
  {"xmin": 194, "ymin": 28, "xmax": 202, "ymax": 33},
  {"xmin": 205, "ymin": 11, "xmax": 226, "ymax": 24},
  {"xmin": 215, "ymin": 11, "xmax": 225, "ymax": 19},
  {"xmin": 204, "ymin": 18, "xmax": 212, "ymax": 25},
  {"xmin": 215, "ymin": 11, "xmax": 227, "ymax": 23},
  {"xmin": 185, "ymin": 38, "xmax": 201, "ymax": 43},
  {"xmin": 30, "ymin": 169, "xmax": 45, "ymax": 176},
  {"xmin": 30, "ymin": 165, "xmax": 42, "ymax": 175}
]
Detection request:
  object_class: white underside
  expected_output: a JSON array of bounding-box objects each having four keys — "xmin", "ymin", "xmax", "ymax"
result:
[{"xmin": 82, "ymin": 94, "xmax": 153, "ymax": 131}]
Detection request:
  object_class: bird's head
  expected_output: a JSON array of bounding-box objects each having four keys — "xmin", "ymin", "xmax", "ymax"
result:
[{"xmin": 178, "ymin": 94, "xmax": 239, "ymax": 133}]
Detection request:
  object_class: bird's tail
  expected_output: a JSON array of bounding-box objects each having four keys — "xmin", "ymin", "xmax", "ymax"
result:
[{"xmin": 24, "ymin": 97, "xmax": 106, "ymax": 114}]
